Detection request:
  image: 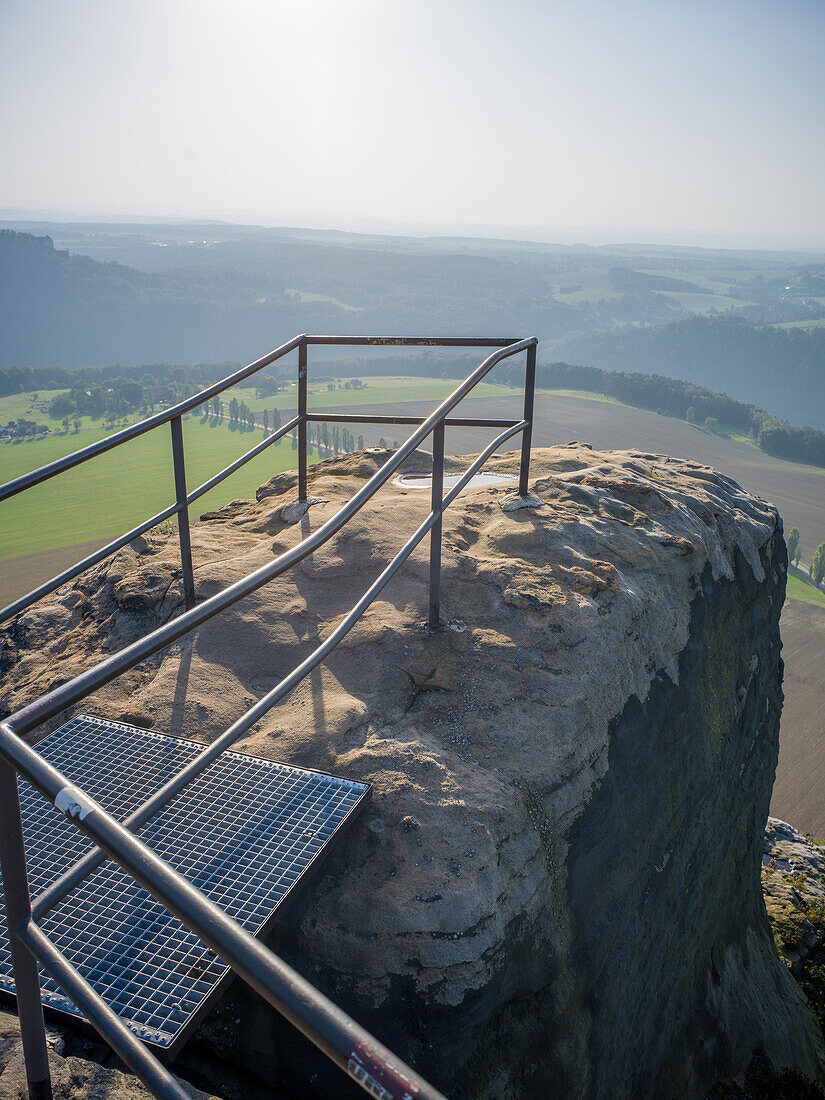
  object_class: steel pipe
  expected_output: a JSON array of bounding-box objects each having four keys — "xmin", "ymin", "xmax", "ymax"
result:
[
  {"xmin": 6, "ymin": 339, "xmax": 535, "ymax": 740},
  {"xmin": 0, "ymin": 764, "xmax": 52, "ymax": 1100},
  {"xmin": 20, "ymin": 921, "xmax": 191, "ymax": 1100},
  {"xmin": 305, "ymin": 414, "xmax": 519, "ymax": 428}
]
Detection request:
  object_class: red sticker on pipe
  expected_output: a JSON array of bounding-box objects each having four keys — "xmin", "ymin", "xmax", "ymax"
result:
[{"xmin": 347, "ymin": 1043, "xmax": 420, "ymax": 1099}]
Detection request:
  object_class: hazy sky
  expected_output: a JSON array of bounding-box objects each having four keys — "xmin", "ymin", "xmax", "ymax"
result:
[{"xmin": 2, "ymin": 0, "xmax": 824, "ymax": 242}]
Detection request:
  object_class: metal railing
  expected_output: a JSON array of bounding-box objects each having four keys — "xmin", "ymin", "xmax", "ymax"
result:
[{"xmin": 0, "ymin": 334, "xmax": 538, "ymax": 1100}]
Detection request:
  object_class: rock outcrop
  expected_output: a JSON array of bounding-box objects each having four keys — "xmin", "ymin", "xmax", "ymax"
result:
[
  {"xmin": 762, "ymin": 818, "xmax": 825, "ymax": 1038},
  {"xmin": 2, "ymin": 445, "xmax": 822, "ymax": 1099},
  {"xmin": 0, "ymin": 1010, "xmax": 215, "ymax": 1100}
]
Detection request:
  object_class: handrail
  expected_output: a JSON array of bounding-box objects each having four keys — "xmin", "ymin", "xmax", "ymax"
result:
[
  {"xmin": 5, "ymin": 337, "xmax": 536, "ymax": 737},
  {"xmin": 0, "ymin": 335, "xmax": 518, "ymax": 503},
  {"xmin": 0, "ymin": 334, "xmax": 527, "ymax": 625},
  {"xmin": 30, "ymin": 418, "xmax": 526, "ymax": 920},
  {"xmin": 0, "ymin": 333, "xmax": 538, "ymax": 1100}
]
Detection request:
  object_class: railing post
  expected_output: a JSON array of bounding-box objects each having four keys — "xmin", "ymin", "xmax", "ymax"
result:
[
  {"xmin": 518, "ymin": 341, "xmax": 537, "ymax": 496},
  {"xmin": 428, "ymin": 422, "xmax": 445, "ymax": 632},
  {"xmin": 170, "ymin": 416, "xmax": 196, "ymax": 610},
  {"xmin": 298, "ymin": 341, "xmax": 308, "ymax": 502},
  {"xmin": 0, "ymin": 762, "xmax": 53, "ymax": 1100}
]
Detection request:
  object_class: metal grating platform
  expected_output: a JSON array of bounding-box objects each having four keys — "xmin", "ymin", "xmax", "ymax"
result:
[{"xmin": 0, "ymin": 715, "xmax": 370, "ymax": 1051}]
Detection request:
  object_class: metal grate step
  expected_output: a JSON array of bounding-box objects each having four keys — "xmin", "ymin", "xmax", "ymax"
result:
[{"xmin": 0, "ymin": 714, "xmax": 370, "ymax": 1052}]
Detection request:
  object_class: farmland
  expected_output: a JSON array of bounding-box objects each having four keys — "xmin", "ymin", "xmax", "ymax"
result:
[
  {"xmin": 3, "ymin": 380, "xmax": 823, "ymax": 573},
  {"xmin": 0, "ymin": 418, "xmax": 320, "ymax": 561},
  {"xmin": 0, "ymin": 376, "xmax": 511, "ymax": 433},
  {"xmin": 772, "ymin": 598, "xmax": 825, "ymax": 835}
]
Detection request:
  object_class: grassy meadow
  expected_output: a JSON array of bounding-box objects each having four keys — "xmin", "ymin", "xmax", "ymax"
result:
[
  {"xmin": 0, "ymin": 418, "xmax": 320, "ymax": 561},
  {"xmin": 787, "ymin": 567, "xmax": 825, "ymax": 608},
  {"xmin": 0, "ymin": 377, "xmax": 516, "ymax": 561}
]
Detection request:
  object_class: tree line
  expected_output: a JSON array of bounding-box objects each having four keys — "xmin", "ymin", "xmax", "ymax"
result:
[
  {"xmin": 497, "ymin": 359, "xmax": 825, "ymax": 470},
  {"xmin": 788, "ymin": 529, "xmax": 825, "ymax": 588}
]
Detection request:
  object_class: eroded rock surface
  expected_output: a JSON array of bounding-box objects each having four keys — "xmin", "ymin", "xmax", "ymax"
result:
[
  {"xmin": 0, "ymin": 1011, "xmax": 216, "ymax": 1099},
  {"xmin": 763, "ymin": 818, "xmax": 825, "ymax": 1044},
  {"xmin": 2, "ymin": 445, "xmax": 821, "ymax": 1099}
]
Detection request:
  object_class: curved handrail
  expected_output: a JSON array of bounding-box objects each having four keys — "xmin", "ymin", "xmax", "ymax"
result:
[
  {"xmin": 0, "ymin": 335, "xmax": 521, "ymax": 504},
  {"xmin": 7, "ymin": 336, "xmax": 536, "ymax": 737}
]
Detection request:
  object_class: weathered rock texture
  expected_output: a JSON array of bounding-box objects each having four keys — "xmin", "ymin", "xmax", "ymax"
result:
[
  {"xmin": 2, "ymin": 445, "xmax": 822, "ymax": 1099},
  {"xmin": 762, "ymin": 818, "xmax": 825, "ymax": 1040},
  {"xmin": 0, "ymin": 1011, "xmax": 215, "ymax": 1099}
]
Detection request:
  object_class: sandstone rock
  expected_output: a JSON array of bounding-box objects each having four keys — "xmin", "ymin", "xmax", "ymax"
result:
[
  {"xmin": 112, "ymin": 567, "xmax": 176, "ymax": 612},
  {"xmin": 763, "ymin": 818, "xmax": 825, "ymax": 1022},
  {"xmin": 0, "ymin": 1011, "xmax": 216, "ymax": 1100},
  {"xmin": 2, "ymin": 446, "xmax": 822, "ymax": 1099},
  {"xmin": 499, "ymin": 490, "xmax": 543, "ymax": 512}
]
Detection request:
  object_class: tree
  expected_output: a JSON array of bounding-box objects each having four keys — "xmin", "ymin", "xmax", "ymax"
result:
[
  {"xmin": 812, "ymin": 543, "xmax": 825, "ymax": 587},
  {"xmin": 263, "ymin": 409, "xmax": 269, "ymax": 435},
  {"xmin": 686, "ymin": 406, "xmax": 695, "ymax": 423},
  {"xmin": 62, "ymin": 416, "xmax": 70, "ymax": 432},
  {"xmin": 73, "ymin": 418, "xmax": 80, "ymax": 433},
  {"xmin": 357, "ymin": 434, "xmax": 364, "ymax": 450},
  {"xmin": 705, "ymin": 417, "xmax": 718, "ymax": 433},
  {"xmin": 787, "ymin": 528, "xmax": 801, "ymax": 567}
]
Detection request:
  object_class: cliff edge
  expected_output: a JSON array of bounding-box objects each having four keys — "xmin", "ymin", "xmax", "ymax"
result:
[{"xmin": 1, "ymin": 444, "xmax": 821, "ymax": 1099}]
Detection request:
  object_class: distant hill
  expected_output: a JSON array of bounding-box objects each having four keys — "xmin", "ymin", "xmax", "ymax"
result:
[
  {"xmin": 552, "ymin": 316, "xmax": 825, "ymax": 429},
  {"xmin": 0, "ymin": 230, "xmax": 334, "ymax": 367},
  {"xmin": 607, "ymin": 267, "xmax": 706, "ymax": 293},
  {"xmin": 0, "ymin": 231, "xmax": 580, "ymax": 368}
]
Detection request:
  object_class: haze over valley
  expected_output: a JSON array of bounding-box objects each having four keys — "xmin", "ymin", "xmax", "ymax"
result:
[{"xmin": 2, "ymin": 2, "xmax": 825, "ymax": 1096}]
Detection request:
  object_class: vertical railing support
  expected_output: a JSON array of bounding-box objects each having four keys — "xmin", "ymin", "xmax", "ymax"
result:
[
  {"xmin": 298, "ymin": 341, "xmax": 308, "ymax": 502},
  {"xmin": 0, "ymin": 762, "xmax": 53, "ymax": 1100},
  {"xmin": 428, "ymin": 422, "xmax": 445, "ymax": 632},
  {"xmin": 170, "ymin": 416, "xmax": 196, "ymax": 610},
  {"xmin": 518, "ymin": 341, "xmax": 537, "ymax": 496}
]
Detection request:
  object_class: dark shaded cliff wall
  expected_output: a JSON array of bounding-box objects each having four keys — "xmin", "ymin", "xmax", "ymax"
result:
[{"xmin": 568, "ymin": 535, "xmax": 820, "ymax": 1097}]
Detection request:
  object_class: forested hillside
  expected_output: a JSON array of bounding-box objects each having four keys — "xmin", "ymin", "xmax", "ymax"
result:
[
  {"xmin": 0, "ymin": 231, "xmax": 579, "ymax": 367},
  {"xmin": 553, "ymin": 316, "xmax": 825, "ymax": 429},
  {"xmin": 4, "ymin": 228, "xmax": 825, "ymax": 432},
  {"xmin": 0, "ymin": 231, "xmax": 337, "ymax": 366}
]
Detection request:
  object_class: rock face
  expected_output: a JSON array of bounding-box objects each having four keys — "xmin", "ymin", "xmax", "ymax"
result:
[{"xmin": 2, "ymin": 445, "xmax": 823, "ymax": 1099}]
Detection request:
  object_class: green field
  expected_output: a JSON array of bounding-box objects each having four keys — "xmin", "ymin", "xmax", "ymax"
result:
[
  {"xmin": 659, "ymin": 290, "xmax": 746, "ymax": 313},
  {"xmin": 0, "ymin": 377, "xmax": 513, "ymax": 561},
  {"xmin": 773, "ymin": 318, "xmax": 825, "ymax": 331},
  {"xmin": 228, "ymin": 375, "xmax": 512, "ymax": 417},
  {"xmin": 787, "ymin": 567, "xmax": 825, "ymax": 608},
  {"xmin": 0, "ymin": 419, "xmax": 320, "ymax": 560},
  {"xmin": 0, "ymin": 376, "xmax": 512, "ymax": 434}
]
